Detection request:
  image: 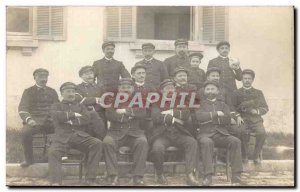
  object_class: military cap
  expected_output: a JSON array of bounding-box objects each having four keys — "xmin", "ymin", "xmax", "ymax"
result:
[
  {"xmin": 33, "ymin": 68, "xmax": 49, "ymax": 77},
  {"xmin": 174, "ymin": 39, "xmax": 188, "ymax": 46},
  {"xmin": 131, "ymin": 64, "xmax": 146, "ymax": 74},
  {"xmin": 242, "ymin": 69, "xmax": 255, "ymax": 79},
  {"xmin": 206, "ymin": 67, "xmax": 222, "ymax": 77},
  {"xmin": 79, "ymin": 66, "xmax": 93, "ymax": 77},
  {"xmin": 118, "ymin": 78, "xmax": 134, "ymax": 86},
  {"xmin": 189, "ymin": 52, "xmax": 203, "ymax": 60},
  {"xmin": 160, "ymin": 79, "xmax": 175, "ymax": 89},
  {"xmin": 203, "ymin": 80, "xmax": 220, "ymax": 89},
  {"xmin": 142, "ymin": 43, "xmax": 155, "ymax": 49},
  {"xmin": 60, "ymin": 82, "xmax": 76, "ymax": 92},
  {"xmin": 173, "ymin": 67, "xmax": 189, "ymax": 76},
  {"xmin": 216, "ymin": 41, "xmax": 230, "ymax": 50},
  {"xmin": 102, "ymin": 41, "xmax": 115, "ymax": 49}
]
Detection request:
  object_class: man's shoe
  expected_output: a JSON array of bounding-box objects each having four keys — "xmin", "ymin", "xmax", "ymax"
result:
[
  {"xmin": 231, "ymin": 174, "xmax": 246, "ymax": 185},
  {"xmin": 202, "ymin": 174, "xmax": 212, "ymax": 186},
  {"xmin": 186, "ymin": 172, "xmax": 199, "ymax": 186},
  {"xmin": 156, "ymin": 174, "xmax": 168, "ymax": 185},
  {"xmin": 133, "ymin": 176, "xmax": 144, "ymax": 186},
  {"xmin": 253, "ymin": 158, "xmax": 261, "ymax": 165},
  {"xmin": 110, "ymin": 175, "xmax": 119, "ymax": 186},
  {"xmin": 85, "ymin": 179, "xmax": 99, "ymax": 186},
  {"xmin": 242, "ymin": 158, "xmax": 249, "ymax": 164},
  {"xmin": 20, "ymin": 161, "xmax": 33, "ymax": 168}
]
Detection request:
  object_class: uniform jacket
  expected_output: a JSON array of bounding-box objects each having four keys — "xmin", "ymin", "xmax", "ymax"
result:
[
  {"xmin": 195, "ymin": 99, "xmax": 231, "ymax": 138},
  {"xmin": 50, "ymin": 100, "xmax": 91, "ymax": 144},
  {"xmin": 18, "ymin": 85, "xmax": 59, "ymax": 125},
  {"xmin": 207, "ymin": 56, "xmax": 242, "ymax": 91},
  {"xmin": 164, "ymin": 54, "xmax": 190, "ymax": 77},
  {"xmin": 135, "ymin": 58, "xmax": 169, "ymax": 89},
  {"xmin": 93, "ymin": 57, "xmax": 130, "ymax": 90},
  {"xmin": 187, "ymin": 67, "xmax": 206, "ymax": 89},
  {"xmin": 233, "ymin": 87, "xmax": 269, "ymax": 124}
]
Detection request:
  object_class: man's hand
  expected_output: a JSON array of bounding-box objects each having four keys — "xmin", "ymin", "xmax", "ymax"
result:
[
  {"xmin": 250, "ymin": 109, "xmax": 258, "ymax": 115},
  {"xmin": 116, "ymin": 109, "xmax": 126, "ymax": 114},
  {"xmin": 161, "ymin": 109, "xmax": 173, "ymax": 115},
  {"xmin": 236, "ymin": 116, "xmax": 244, "ymax": 126},
  {"xmin": 27, "ymin": 119, "xmax": 37, "ymax": 127},
  {"xmin": 173, "ymin": 118, "xmax": 184, "ymax": 125},
  {"xmin": 74, "ymin": 113, "xmax": 82, "ymax": 117},
  {"xmin": 217, "ymin": 111, "xmax": 225, "ymax": 116},
  {"xmin": 229, "ymin": 58, "xmax": 240, "ymax": 70},
  {"xmin": 231, "ymin": 118, "xmax": 237, "ymax": 125}
]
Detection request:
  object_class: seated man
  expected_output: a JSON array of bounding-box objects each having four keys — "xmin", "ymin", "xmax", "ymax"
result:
[
  {"xmin": 149, "ymin": 79, "xmax": 199, "ymax": 186},
  {"xmin": 195, "ymin": 80, "xmax": 243, "ymax": 186},
  {"xmin": 48, "ymin": 82, "xmax": 103, "ymax": 186},
  {"xmin": 103, "ymin": 78, "xmax": 148, "ymax": 186},
  {"xmin": 18, "ymin": 68, "xmax": 59, "ymax": 168},
  {"xmin": 233, "ymin": 69, "xmax": 268, "ymax": 164}
]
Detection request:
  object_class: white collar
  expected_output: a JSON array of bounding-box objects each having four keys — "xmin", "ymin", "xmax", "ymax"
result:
[
  {"xmin": 135, "ymin": 82, "xmax": 145, "ymax": 86},
  {"xmin": 219, "ymin": 55, "xmax": 228, "ymax": 59},
  {"xmin": 35, "ymin": 84, "xmax": 44, "ymax": 88},
  {"xmin": 243, "ymin": 86, "xmax": 253, "ymax": 90},
  {"xmin": 207, "ymin": 98, "xmax": 217, "ymax": 102},
  {"xmin": 144, "ymin": 57, "xmax": 153, "ymax": 62},
  {"xmin": 105, "ymin": 57, "xmax": 113, "ymax": 61}
]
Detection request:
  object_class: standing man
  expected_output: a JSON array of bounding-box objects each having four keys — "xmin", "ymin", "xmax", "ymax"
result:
[
  {"xmin": 48, "ymin": 82, "xmax": 103, "ymax": 186},
  {"xmin": 195, "ymin": 80, "xmax": 244, "ymax": 186},
  {"xmin": 18, "ymin": 68, "xmax": 59, "ymax": 168},
  {"xmin": 233, "ymin": 69, "xmax": 268, "ymax": 164},
  {"xmin": 164, "ymin": 39, "xmax": 190, "ymax": 77},
  {"xmin": 93, "ymin": 41, "xmax": 131, "ymax": 92},
  {"xmin": 103, "ymin": 78, "xmax": 149, "ymax": 186},
  {"xmin": 135, "ymin": 43, "xmax": 168, "ymax": 89},
  {"xmin": 207, "ymin": 41, "xmax": 242, "ymax": 92}
]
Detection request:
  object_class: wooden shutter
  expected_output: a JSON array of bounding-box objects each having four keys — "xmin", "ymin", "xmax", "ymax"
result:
[
  {"xmin": 105, "ymin": 7, "xmax": 135, "ymax": 41},
  {"xmin": 35, "ymin": 6, "xmax": 66, "ymax": 40},
  {"xmin": 214, "ymin": 7, "xmax": 226, "ymax": 42}
]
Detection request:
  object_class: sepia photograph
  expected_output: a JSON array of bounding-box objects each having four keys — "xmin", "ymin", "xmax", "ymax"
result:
[{"xmin": 5, "ymin": 5, "xmax": 294, "ymax": 187}]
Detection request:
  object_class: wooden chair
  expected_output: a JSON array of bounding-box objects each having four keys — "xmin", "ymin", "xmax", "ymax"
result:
[{"xmin": 61, "ymin": 149, "xmax": 86, "ymax": 182}]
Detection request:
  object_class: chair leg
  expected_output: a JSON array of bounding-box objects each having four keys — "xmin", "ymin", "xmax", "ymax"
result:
[
  {"xmin": 79, "ymin": 163, "xmax": 83, "ymax": 181},
  {"xmin": 226, "ymin": 150, "xmax": 230, "ymax": 182}
]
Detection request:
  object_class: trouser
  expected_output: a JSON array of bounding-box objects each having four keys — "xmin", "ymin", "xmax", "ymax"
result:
[
  {"xmin": 227, "ymin": 124, "xmax": 248, "ymax": 159},
  {"xmin": 103, "ymin": 135, "xmax": 148, "ymax": 177},
  {"xmin": 150, "ymin": 132, "xmax": 198, "ymax": 175},
  {"xmin": 21, "ymin": 122, "xmax": 54, "ymax": 163},
  {"xmin": 48, "ymin": 133, "xmax": 103, "ymax": 184},
  {"xmin": 244, "ymin": 121, "xmax": 266, "ymax": 160},
  {"xmin": 88, "ymin": 111, "xmax": 106, "ymax": 140},
  {"xmin": 198, "ymin": 133, "xmax": 243, "ymax": 176}
]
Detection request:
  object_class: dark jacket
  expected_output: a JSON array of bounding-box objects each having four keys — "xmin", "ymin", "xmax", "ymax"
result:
[
  {"xmin": 93, "ymin": 57, "xmax": 130, "ymax": 90},
  {"xmin": 207, "ymin": 56, "xmax": 242, "ymax": 91},
  {"xmin": 50, "ymin": 100, "xmax": 91, "ymax": 144},
  {"xmin": 233, "ymin": 87, "xmax": 269, "ymax": 124},
  {"xmin": 164, "ymin": 54, "xmax": 190, "ymax": 77},
  {"xmin": 195, "ymin": 99, "xmax": 231, "ymax": 138},
  {"xmin": 18, "ymin": 85, "xmax": 59, "ymax": 125},
  {"xmin": 135, "ymin": 58, "xmax": 169, "ymax": 89},
  {"xmin": 187, "ymin": 67, "xmax": 206, "ymax": 89}
]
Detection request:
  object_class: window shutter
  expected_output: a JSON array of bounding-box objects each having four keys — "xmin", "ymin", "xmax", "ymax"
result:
[
  {"xmin": 202, "ymin": 6, "xmax": 214, "ymax": 42},
  {"xmin": 51, "ymin": 7, "xmax": 65, "ymax": 40},
  {"xmin": 106, "ymin": 7, "xmax": 120, "ymax": 40},
  {"xmin": 36, "ymin": 7, "xmax": 50, "ymax": 37},
  {"xmin": 214, "ymin": 7, "xmax": 226, "ymax": 42}
]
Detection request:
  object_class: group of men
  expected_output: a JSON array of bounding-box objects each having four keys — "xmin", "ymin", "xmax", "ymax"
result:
[{"xmin": 18, "ymin": 39, "xmax": 269, "ymax": 186}]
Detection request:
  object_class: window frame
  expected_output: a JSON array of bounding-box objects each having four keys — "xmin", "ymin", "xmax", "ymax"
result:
[{"xmin": 6, "ymin": 6, "xmax": 33, "ymax": 36}]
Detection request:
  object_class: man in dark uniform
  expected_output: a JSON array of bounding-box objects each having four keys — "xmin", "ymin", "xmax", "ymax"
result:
[
  {"xmin": 233, "ymin": 69, "xmax": 268, "ymax": 164},
  {"xmin": 149, "ymin": 79, "xmax": 199, "ymax": 186},
  {"xmin": 93, "ymin": 41, "xmax": 131, "ymax": 92},
  {"xmin": 207, "ymin": 41, "xmax": 242, "ymax": 92},
  {"xmin": 48, "ymin": 82, "xmax": 103, "ymax": 186},
  {"xmin": 187, "ymin": 52, "xmax": 206, "ymax": 89},
  {"xmin": 103, "ymin": 78, "xmax": 149, "ymax": 186},
  {"xmin": 195, "ymin": 80, "xmax": 243, "ymax": 186},
  {"xmin": 134, "ymin": 43, "xmax": 168, "ymax": 89},
  {"xmin": 164, "ymin": 39, "xmax": 190, "ymax": 77},
  {"xmin": 18, "ymin": 68, "xmax": 59, "ymax": 168},
  {"xmin": 75, "ymin": 66, "xmax": 107, "ymax": 139}
]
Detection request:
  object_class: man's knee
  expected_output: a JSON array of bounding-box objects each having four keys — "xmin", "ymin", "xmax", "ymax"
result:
[
  {"xmin": 135, "ymin": 137, "xmax": 148, "ymax": 147},
  {"xmin": 228, "ymin": 136, "xmax": 241, "ymax": 148},
  {"xmin": 198, "ymin": 137, "xmax": 214, "ymax": 147},
  {"xmin": 255, "ymin": 124, "xmax": 266, "ymax": 137},
  {"xmin": 103, "ymin": 136, "xmax": 116, "ymax": 148},
  {"xmin": 20, "ymin": 126, "xmax": 34, "ymax": 138},
  {"xmin": 151, "ymin": 142, "xmax": 165, "ymax": 154}
]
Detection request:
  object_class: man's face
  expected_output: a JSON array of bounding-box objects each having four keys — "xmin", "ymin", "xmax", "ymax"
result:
[
  {"xmin": 174, "ymin": 71, "xmax": 188, "ymax": 86},
  {"xmin": 242, "ymin": 74, "xmax": 254, "ymax": 88},
  {"xmin": 132, "ymin": 68, "xmax": 146, "ymax": 84},
  {"xmin": 142, "ymin": 48, "xmax": 155, "ymax": 59},
  {"xmin": 204, "ymin": 84, "xmax": 219, "ymax": 100},
  {"xmin": 175, "ymin": 44, "xmax": 188, "ymax": 57},
  {"xmin": 207, "ymin": 71, "xmax": 220, "ymax": 82},
  {"xmin": 81, "ymin": 70, "xmax": 95, "ymax": 83},
  {"xmin": 103, "ymin": 45, "xmax": 115, "ymax": 58},
  {"xmin": 61, "ymin": 88, "xmax": 76, "ymax": 102},
  {"xmin": 190, "ymin": 57, "xmax": 201, "ymax": 68},
  {"xmin": 162, "ymin": 84, "xmax": 175, "ymax": 97},
  {"xmin": 118, "ymin": 84, "xmax": 134, "ymax": 95},
  {"xmin": 34, "ymin": 73, "xmax": 48, "ymax": 87},
  {"xmin": 217, "ymin": 45, "xmax": 230, "ymax": 57}
]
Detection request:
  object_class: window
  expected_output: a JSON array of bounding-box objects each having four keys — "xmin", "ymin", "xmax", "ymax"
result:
[
  {"xmin": 7, "ymin": 7, "xmax": 33, "ymax": 35},
  {"xmin": 105, "ymin": 6, "xmax": 228, "ymax": 43}
]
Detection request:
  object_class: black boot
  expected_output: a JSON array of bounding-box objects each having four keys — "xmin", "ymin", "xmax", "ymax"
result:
[
  {"xmin": 232, "ymin": 173, "xmax": 246, "ymax": 185},
  {"xmin": 133, "ymin": 176, "xmax": 144, "ymax": 186},
  {"xmin": 156, "ymin": 174, "xmax": 168, "ymax": 185},
  {"xmin": 203, "ymin": 174, "xmax": 212, "ymax": 186},
  {"xmin": 20, "ymin": 161, "xmax": 33, "ymax": 168},
  {"xmin": 186, "ymin": 172, "xmax": 199, "ymax": 186}
]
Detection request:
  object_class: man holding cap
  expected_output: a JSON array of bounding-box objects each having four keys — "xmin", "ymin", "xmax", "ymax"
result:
[
  {"xmin": 93, "ymin": 41, "xmax": 130, "ymax": 92},
  {"xmin": 18, "ymin": 68, "xmax": 59, "ymax": 168},
  {"xmin": 48, "ymin": 82, "xmax": 103, "ymax": 186},
  {"xmin": 207, "ymin": 41, "xmax": 242, "ymax": 92},
  {"xmin": 195, "ymin": 80, "xmax": 244, "ymax": 186},
  {"xmin": 164, "ymin": 39, "xmax": 190, "ymax": 77},
  {"xmin": 134, "ymin": 43, "xmax": 168, "ymax": 89}
]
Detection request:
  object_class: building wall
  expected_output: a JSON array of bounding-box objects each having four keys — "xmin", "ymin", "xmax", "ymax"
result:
[{"xmin": 6, "ymin": 6, "xmax": 294, "ymax": 133}]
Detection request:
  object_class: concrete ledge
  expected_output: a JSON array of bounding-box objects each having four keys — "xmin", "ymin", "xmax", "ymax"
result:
[{"xmin": 6, "ymin": 160, "xmax": 294, "ymax": 178}]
